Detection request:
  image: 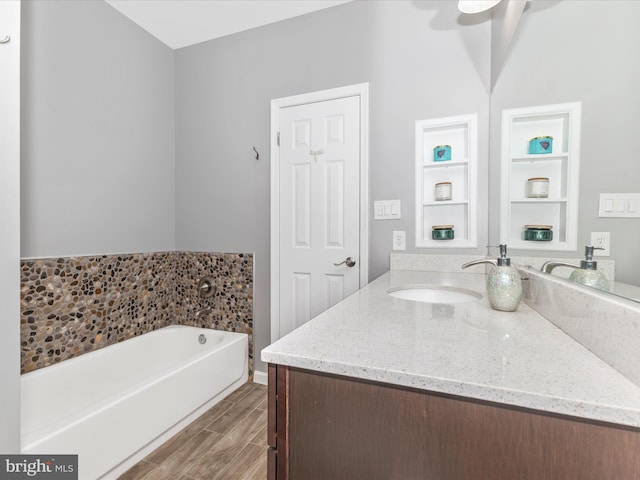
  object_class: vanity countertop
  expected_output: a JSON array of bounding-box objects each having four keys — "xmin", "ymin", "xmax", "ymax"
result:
[{"xmin": 261, "ymin": 270, "xmax": 640, "ymax": 428}]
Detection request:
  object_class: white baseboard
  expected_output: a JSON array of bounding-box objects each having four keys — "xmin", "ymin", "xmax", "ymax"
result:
[{"xmin": 253, "ymin": 369, "xmax": 268, "ymax": 385}]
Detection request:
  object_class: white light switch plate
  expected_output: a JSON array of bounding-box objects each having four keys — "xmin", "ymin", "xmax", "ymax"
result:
[
  {"xmin": 374, "ymin": 200, "xmax": 401, "ymax": 220},
  {"xmin": 599, "ymin": 193, "xmax": 640, "ymax": 218}
]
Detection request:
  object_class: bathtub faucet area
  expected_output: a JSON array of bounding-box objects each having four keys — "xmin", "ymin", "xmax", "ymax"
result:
[{"xmin": 195, "ymin": 306, "xmax": 213, "ymax": 319}]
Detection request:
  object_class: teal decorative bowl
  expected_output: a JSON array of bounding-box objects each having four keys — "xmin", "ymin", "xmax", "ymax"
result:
[
  {"xmin": 529, "ymin": 136, "xmax": 553, "ymax": 154},
  {"xmin": 433, "ymin": 145, "xmax": 451, "ymax": 162}
]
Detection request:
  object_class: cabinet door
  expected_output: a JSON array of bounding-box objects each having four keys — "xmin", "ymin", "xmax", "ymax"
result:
[{"xmin": 284, "ymin": 367, "xmax": 640, "ymax": 480}]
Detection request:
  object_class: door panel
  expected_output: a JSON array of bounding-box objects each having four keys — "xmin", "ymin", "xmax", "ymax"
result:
[
  {"xmin": 324, "ymin": 160, "xmax": 345, "ymax": 248},
  {"xmin": 292, "ymin": 165, "xmax": 311, "ymax": 247},
  {"xmin": 292, "ymin": 273, "xmax": 311, "ymax": 331},
  {"xmin": 325, "ymin": 274, "xmax": 345, "ymax": 309},
  {"xmin": 278, "ymin": 96, "xmax": 360, "ymax": 337},
  {"xmin": 294, "ymin": 120, "xmax": 311, "ymax": 147},
  {"xmin": 325, "ymin": 114, "xmax": 345, "ymax": 144}
]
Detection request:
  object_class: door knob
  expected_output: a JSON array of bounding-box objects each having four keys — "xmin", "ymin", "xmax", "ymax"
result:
[{"xmin": 334, "ymin": 257, "xmax": 356, "ymax": 267}]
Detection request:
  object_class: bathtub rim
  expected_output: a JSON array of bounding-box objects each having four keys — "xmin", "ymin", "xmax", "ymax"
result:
[{"xmin": 20, "ymin": 324, "xmax": 240, "ymax": 380}]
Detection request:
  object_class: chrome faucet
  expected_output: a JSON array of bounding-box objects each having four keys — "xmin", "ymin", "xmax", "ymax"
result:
[
  {"xmin": 540, "ymin": 260, "xmax": 578, "ymax": 274},
  {"xmin": 195, "ymin": 306, "xmax": 213, "ymax": 319}
]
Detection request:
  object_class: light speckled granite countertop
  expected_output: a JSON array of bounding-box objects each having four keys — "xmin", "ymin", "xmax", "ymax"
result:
[{"xmin": 261, "ymin": 270, "xmax": 640, "ymax": 428}]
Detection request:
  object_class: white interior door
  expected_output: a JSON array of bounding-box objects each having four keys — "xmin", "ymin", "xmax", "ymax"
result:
[{"xmin": 277, "ymin": 95, "xmax": 361, "ymax": 337}]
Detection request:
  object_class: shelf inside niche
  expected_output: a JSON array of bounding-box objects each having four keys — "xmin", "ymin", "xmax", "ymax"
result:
[
  {"xmin": 420, "ymin": 203, "xmax": 472, "ymax": 247},
  {"xmin": 512, "ymin": 153, "xmax": 568, "ymax": 162},
  {"xmin": 422, "ymin": 164, "xmax": 468, "ymax": 203},
  {"xmin": 423, "ymin": 159, "xmax": 468, "ymax": 169},
  {"xmin": 510, "ymin": 112, "xmax": 570, "ymax": 157},
  {"xmin": 421, "ymin": 124, "xmax": 469, "ymax": 165},
  {"xmin": 510, "ymin": 198, "xmax": 568, "ymax": 204},
  {"xmin": 423, "ymin": 200, "xmax": 469, "ymax": 207},
  {"xmin": 509, "ymin": 202, "xmax": 568, "ymax": 244},
  {"xmin": 511, "ymin": 157, "xmax": 568, "ymax": 199}
]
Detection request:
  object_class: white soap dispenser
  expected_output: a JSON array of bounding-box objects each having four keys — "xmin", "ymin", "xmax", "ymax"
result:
[
  {"xmin": 569, "ymin": 245, "xmax": 610, "ymax": 292},
  {"xmin": 462, "ymin": 244, "xmax": 523, "ymax": 312}
]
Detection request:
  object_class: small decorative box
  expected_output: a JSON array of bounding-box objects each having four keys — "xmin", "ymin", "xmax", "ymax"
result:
[
  {"xmin": 528, "ymin": 136, "xmax": 553, "ymax": 154},
  {"xmin": 526, "ymin": 177, "xmax": 549, "ymax": 198},
  {"xmin": 435, "ymin": 182, "xmax": 452, "ymax": 201},
  {"xmin": 433, "ymin": 145, "xmax": 451, "ymax": 162},
  {"xmin": 524, "ymin": 225, "xmax": 553, "ymax": 241},
  {"xmin": 432, "ymin": 225, "xmax": 454, "ymax": 240}
]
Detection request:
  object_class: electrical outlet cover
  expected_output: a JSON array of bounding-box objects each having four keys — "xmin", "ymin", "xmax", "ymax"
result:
[
  {"xmin": 590, "ymin": 232, "xmax": 610, "ymax": 256},
  {"xmin": 393, "ymin": 231, "xmax": 406, "ymax": 251}
]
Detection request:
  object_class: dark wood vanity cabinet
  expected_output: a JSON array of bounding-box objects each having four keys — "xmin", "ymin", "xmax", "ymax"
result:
[{"xmin": 268, "ymin": 364, "xmax": 640, "ymax": 480}]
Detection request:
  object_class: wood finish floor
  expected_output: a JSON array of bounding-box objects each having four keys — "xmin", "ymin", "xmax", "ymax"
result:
[{"xmin": 119, "ymin": 382, "xmax": 267, "ymax": 480}]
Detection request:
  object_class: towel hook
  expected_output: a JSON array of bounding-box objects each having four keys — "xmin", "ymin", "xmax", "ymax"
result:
[
  {"xmin": 253, "ymin": 146, "xmax": 260, "ymax": 160},
  {"xmin": 0, "ymin": 36, "xmax": 10, "ymax": 44}
]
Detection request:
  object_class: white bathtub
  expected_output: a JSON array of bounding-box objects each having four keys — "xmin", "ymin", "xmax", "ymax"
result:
[{"xmin": 21, "ymin": 325, "xmax": 249, "ymax": 480}]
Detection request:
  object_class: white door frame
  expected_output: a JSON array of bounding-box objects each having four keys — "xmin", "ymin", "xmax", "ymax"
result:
[
  {"xmin": 0, "ymin": 0, "xmax": 22, "ymax": 452},
  {"xmin": 270, "ymin": 83, "xmax": 369, "ymax": 343}
]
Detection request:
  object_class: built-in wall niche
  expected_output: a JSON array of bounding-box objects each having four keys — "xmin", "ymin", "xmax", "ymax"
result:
[
  {"xmin": 500, "ymin": 102, "xmax": 581, "ymax": 251},
  {"xmin": 415, "ymin": 113, "xmax": 478, "ymax": 248}
]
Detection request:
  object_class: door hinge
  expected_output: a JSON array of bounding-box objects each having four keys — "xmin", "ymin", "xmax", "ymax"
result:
[{"xmin": 277, "ymin": 131, "xmax": 280, "ymax": 146}]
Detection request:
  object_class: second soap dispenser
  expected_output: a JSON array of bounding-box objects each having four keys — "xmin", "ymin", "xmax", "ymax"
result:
[
  {"xmin": 462, "ymin": 244, "xmax": 522, "ymax": 312},
  {"xmin": 569, "ymin": 245, "xmax": 610, "ymax": 292}
]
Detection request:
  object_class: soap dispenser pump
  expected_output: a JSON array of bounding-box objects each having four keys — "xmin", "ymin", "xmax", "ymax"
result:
[
  {"xmin": 568, "ymin": 245, "xmax": 610, "ymax": 292},
  {"xmin": 462, "ymin": 244, "xmax": 523, "ymax": 312}
]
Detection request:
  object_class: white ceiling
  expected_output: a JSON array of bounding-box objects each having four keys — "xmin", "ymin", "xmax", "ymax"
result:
[{"xmin": 104, "ymin": 0, "xmax": 352, "ymax": 50}]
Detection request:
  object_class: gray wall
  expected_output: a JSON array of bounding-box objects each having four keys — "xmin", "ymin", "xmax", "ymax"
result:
[
  {"xmin": 489, "ymin": 0, "xmax": 640, "ymax": 285},
  {"xmin": 490, "ymin": 0, "xmax": 527, "ymax": 89},
  {"xmin": 174, "ymin": 0, "xmax": 491, "ymax": 373},
  {"xmin": 21, "ymin": 0, "xmax": 175, "ymax": 258}
]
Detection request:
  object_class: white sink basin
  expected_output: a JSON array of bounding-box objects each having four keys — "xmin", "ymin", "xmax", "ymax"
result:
[{"xmin": 387, "ymin": 286, "xmax": 481, "ymax": 304}]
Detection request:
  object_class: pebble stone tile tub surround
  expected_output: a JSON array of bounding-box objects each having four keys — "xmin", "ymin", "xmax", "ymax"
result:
[{"xmin": 20, "ymin": 252, "xmax": 253, "ymax": 374}]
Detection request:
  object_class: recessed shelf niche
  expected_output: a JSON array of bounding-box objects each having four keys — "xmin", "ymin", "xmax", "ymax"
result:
[
  {"xmin": 500, "ymin": 102, "xmax": 582, "ymax": 251},
  {"xmin": 415, "ymin": 113, "xmax": 478, "ymax": 248}
]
